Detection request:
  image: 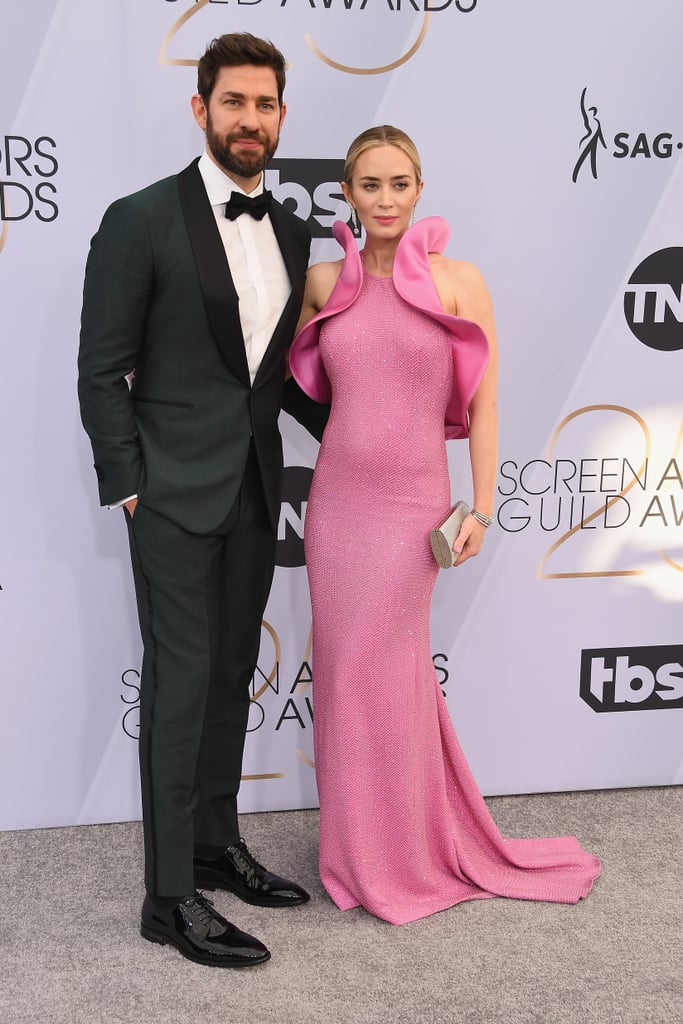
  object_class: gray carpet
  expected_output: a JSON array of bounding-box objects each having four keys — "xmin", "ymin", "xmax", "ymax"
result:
[{"xmin": 1, "ymin": 787, "xmax": 681, "ymax": 1024}]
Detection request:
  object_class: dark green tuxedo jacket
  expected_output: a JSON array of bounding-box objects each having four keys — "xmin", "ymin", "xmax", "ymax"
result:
[{"xmin": 78, "ymin": 158, "xmax": 315, "ymax": 534}]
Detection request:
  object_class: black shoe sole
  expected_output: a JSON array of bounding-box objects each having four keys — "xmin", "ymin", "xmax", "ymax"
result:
[
  {"xmin": 195, "ymin": 873, "xmax": 310, "ymax": 908},
  {"xmin": 140, "ymin": 923, "xmax": 271, "ymax": 968}
]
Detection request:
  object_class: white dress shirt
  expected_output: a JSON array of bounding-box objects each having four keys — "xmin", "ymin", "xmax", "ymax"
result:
[{"xmin": 198, "ymin": 150, "xmax": 291, "ymax": 384}]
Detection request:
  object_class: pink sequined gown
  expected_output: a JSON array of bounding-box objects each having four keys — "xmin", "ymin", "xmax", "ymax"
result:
[{"xmin": 296, "ymin": 222, "xmax": 601, "ymax": 926}]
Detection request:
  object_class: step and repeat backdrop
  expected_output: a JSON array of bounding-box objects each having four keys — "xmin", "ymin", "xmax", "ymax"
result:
[{"xmin": 1, "ymin": 0, "xmax": 681, "ymax": 830}]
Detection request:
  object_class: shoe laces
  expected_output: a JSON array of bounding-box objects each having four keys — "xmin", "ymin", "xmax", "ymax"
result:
[
  {"xmin": 182, "ymin": 891, "xmax": 217, "ymax": 927},
  {"xmin": 229, "ymin": 840, "xmax": 266, "ymax": 880}
]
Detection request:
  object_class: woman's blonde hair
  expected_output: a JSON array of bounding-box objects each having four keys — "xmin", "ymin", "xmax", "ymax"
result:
[{"xmin": 343, "ymin": 126, "xmax": 422, "ymax": 185}]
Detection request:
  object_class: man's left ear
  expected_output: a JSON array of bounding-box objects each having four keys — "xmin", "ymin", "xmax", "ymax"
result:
[{"xmin": 279, "ymin": 102, "xmax": 287, "ymax": 129}]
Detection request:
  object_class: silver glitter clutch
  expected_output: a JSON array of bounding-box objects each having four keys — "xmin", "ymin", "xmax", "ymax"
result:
[{"xmin": 429, "ymin": 501, "xmax": 471, "ymax": 568}]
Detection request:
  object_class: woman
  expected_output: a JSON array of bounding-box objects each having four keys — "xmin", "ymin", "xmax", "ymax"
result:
[{"xmin": 289, "ymin": 126, "xmax": 600, "ymax": 925}]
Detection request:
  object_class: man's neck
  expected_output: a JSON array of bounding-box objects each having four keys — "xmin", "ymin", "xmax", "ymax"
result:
[{"xmin": 204, "ymin": 148, "xmax": 262, "ymax": 194}]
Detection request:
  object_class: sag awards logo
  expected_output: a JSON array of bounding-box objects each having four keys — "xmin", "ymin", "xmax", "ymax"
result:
[
  {"xmin": 121, "ymin": 669, "xmax": 141, "ymax": 738},
  {"xmin": 120, "ymin": 620, "xmax": 452, "ymax": 775},
  {"xmin": 498, "ymin": 405, "xmax": 683, "ymax": 581},
  {"xmin": 0, "ymin": 134, "xmax": 58, "ymax": 253},
  {"xmin": 246, "ymin": 623, "xmax": 313, "ymax": 742},
  {"xmin": 161, "ymin": 0, "xmax": 479, "ymax": 78},
  {"xmin": 245, "ymin": 626, "xmax": 450, "ymax": 751},
  {"xmin": 572, "ymin": 87, "xmax": 682, "ymax": 182},
  {"xmin": 624, "ymin": 248, "xmax": 683, "ymax": 352},
  {"xmin": 580, "ymin": 644, "xmax": 683, "ymax": 713}
]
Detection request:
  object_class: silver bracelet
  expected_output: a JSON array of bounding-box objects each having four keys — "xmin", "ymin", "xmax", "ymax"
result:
[{"xmin": 470, "ymin": 508, "xmax": 494, "ymax": 528}]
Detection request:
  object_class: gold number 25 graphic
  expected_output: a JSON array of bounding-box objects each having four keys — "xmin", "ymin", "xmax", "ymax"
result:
[
  {"xmin": 159, "ymin": 0, "xmax": 431, "ymax": 75},
  {"xmin": 537, "ymin": 405, "xmax": 683, "ymax": 580}
]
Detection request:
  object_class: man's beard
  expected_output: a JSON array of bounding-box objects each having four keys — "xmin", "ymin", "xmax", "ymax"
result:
[{"xmin": 206, "ymin": 114, "xmax": 279, "ymax": 179}]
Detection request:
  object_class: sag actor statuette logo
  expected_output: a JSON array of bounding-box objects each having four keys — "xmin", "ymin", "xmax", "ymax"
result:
[{"xmin": 572, "ymin": 87, "xmax": 682, "ymax": 182}]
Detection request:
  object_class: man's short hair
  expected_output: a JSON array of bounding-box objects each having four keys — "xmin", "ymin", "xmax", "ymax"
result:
[{"xmin": 197, "ymin": 33, "xmax": 286, "ymax": 105}]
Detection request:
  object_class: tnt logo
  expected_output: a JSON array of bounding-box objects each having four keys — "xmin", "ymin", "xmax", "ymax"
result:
[
  {"xmin": 580, "ymin": 645, "xmax": 683, "ymax": 712},
  {"xmin": 276, "ymin": 465, "xmax": 313, "ymax": 567},
  {"xmin": 624, "ymin": 248, "xmax": 683, "ymax": 352},
  {"xmin": 265, "ymin": 159, "xmax": 348, "ymax": 237}
]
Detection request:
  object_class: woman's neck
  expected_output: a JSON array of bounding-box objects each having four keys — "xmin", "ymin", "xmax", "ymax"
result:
[{"xmin": 360, "ymin": 233, "xmax": 406, "ymax": 278}]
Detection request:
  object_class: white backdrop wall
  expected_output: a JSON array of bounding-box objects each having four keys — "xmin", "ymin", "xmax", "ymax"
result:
[{"xmin": 1, "ymin": 0, "xmax": 681, "ymax": 831}]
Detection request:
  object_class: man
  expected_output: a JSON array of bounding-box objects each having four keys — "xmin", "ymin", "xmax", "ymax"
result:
[{"xmin": 78, "ymin": 33, "xmax": 326, "ymax": 968}]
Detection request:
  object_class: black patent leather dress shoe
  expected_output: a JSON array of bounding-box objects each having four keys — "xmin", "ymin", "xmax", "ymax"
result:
[
  {"xmin": 194, "ymin": 839, "xmax": 310, "ymax": 908},
  {"xmin": 140, "ymin": 892, "xmax": 270, "ymax": 967}
]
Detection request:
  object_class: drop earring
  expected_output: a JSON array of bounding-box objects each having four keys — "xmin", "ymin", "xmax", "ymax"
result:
[{"xmin": 350, "ymin": 207, "xmax": 360, "ymax": 237}]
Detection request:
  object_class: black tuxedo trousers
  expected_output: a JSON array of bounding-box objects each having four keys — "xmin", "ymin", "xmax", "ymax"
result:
[{"xmin": 125, "ymin": 443, "xmax": 274, "ymax": 896}]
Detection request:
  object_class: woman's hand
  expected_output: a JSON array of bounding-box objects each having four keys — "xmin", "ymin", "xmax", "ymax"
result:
[{"xmin": 452, "ymin": 514, "xmax": 487, "ymax": 566}]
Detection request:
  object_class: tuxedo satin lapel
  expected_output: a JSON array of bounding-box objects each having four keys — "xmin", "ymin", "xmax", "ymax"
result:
[
  {"xmin": 268, "ymin": 199, "xmax": 306, "ymax": 279},
  {"xmin": 177, "ymin": 160, "xmax": 251, "ymax": 386},
  {"xmin": 253, "ymin": 201, "xmax": 308, "ymax": 385}
]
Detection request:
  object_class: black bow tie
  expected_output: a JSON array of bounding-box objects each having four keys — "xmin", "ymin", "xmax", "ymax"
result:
[{"xmin": 224, "ymin": 190, "xmax": 272, "ymax": 221}]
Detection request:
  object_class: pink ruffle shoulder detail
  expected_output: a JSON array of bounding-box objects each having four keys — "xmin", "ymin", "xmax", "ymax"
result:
[{"xmin": 289, "ymin": 218, "xmax": 490, "ymax": 439}]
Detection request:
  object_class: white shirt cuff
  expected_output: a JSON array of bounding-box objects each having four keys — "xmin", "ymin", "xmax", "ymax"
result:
[{"xmin": 108, "ymin": 494, "xmax": 138, "ymax": 510}]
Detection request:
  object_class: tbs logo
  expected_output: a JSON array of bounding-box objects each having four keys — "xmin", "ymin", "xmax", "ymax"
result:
[
  {"xmin": 265, "ymin": 159, "xmax": 348, "ymax": 237},
  {"xmin": 580, "ymin": 645, "xmax": 683, "ymax": 713}
]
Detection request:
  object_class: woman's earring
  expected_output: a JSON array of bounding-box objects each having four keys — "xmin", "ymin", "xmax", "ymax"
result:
[
  {"xmin": 350, "ymin": 207, "xmax": 360, "ymax": 237},
  {"xmin": 410, "ymin": 205, "xmax": 417, "ymax": 227}
]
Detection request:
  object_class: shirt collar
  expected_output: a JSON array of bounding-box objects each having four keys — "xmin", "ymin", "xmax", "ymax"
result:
[{"xmin": 198, "ymin": 150, "xmax": 264, "ymax": 206}]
